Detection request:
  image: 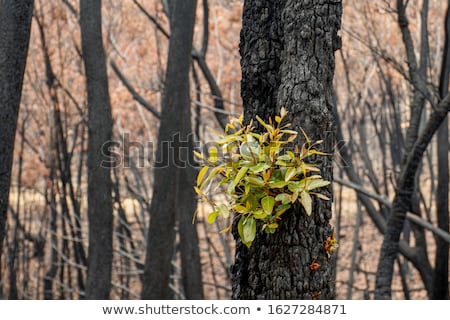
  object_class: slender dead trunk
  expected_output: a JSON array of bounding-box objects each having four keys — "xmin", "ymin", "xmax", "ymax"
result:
[
  {"xmin": 232, "ymin": 0, "xmax": 342, "ymax": 299},
  {"xmin": 80, "ymin": 0, "xmax": 114, "ymax": 299},
  {"xmin": 141, "ymin": 0, "xmax": 201, "ymax": 299},
  {"xmin": 0, "ymin": 0, "xmax": 34, "ymax": 260}
]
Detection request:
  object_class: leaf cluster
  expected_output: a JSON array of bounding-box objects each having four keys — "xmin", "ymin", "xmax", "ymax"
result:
[{"xmin": 195, "ymin": 108, "xmax": 331, "ymax": 247}]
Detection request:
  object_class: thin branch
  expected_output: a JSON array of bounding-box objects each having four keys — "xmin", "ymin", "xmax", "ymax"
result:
[
  {"xmin": 131, "ymin": 0, "xmax": 169, "ymax": 38},
  {"xmin": 335, "ymin": 178, "xmax": 450, "ymax": 244},
  {"xmin": 110, "ymin": 60, "xmax": 160, "ymax": 119}
]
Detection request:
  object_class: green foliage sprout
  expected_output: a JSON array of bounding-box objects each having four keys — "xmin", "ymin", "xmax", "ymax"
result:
[{"xmin": 194, "ymin": 108, "xmax": 331, "ymax": 247}]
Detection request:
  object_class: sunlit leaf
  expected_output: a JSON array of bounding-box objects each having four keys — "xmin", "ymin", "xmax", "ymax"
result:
[
  {"xmin": 261, "ymin": 196, "xmax": 275, "ymax": 215},
  {"xmin": 234, "ymin": 166, "xmax": 249, "ymax": 186},
  {"xmin": 193, "ymin": 150, "xmax": 204, "ymax": 160},
  {"xmin": 243, "ymin": 216, "xmax": 257, "ymax": 245},
  {"xmin": 306, "ymin": 179, "xmax": 331, "ymax": 191},
  {"xmin": 238, "ymin": 216, "xmax": 255, "ymax": 248},
  {"xmin": 299, "ymin": 127, "xmax": 311, "ymax": 144},
  {"xmin": 194, "ymin": 186, "xmax": 203, "ymax": 195},
  {"xmin": 307, "ymin": 149, "xmax": 329, "ymax": 156},
  {"xmin": 249, "ymin": 162, "xmax": 269, "ymax": 173},
  {"xmin": 245, "ymin": 175, "xmax": 265, "ymax": 187},
  {"xmin": 240, "ymin": 137, "xmax": 261, "ymax": 161},
  {"xmin": 275, "ymin": 193, "xmax": 291, "ymax": 204},
  {"xmin": 234, "ymin": 204, "xmax": 248, "ymax": 214},
  {"xmin": 284, "ymin": 167, "xmax": 297, "ymax": 181},
  {"xmin": 300, "ymin": 191, "xmax": 313, "ymax": 216},
  {"xmin": 227, "ymin": 180, "xmax": 236, "ymax": 194},
  {"xmin": 311, "ymin": 192, "xmax": 331, "ymax": 201},
  {"xmin": 269, "ymin": 180, "xmax": 289, "ymax": 189},
  {"xmin": 220, "ymin": 224, "xmax": 233, "ymax": 233},
  {"xmin": 209, "ymin": 146, "xmax": 219, "ymax": 164},
  {"xmin": 217, "ymin": 203, "xmax": 230, "ymax": 218},
  {"xmin": 207, "ymin": 211, "xmax": 218, "ymax": 224},
  {"xmin": 255, "ymin": 115, "xmax": 274, "ymax": 133},
  {"xmin": 197, "ymin": 166, "xmax": 209, "ymax": 187},
  {"xmin": 253, "ymin": 210, "xmax": 267, "ymax": 219},
  {"xmin": 275, "ymin": 203, "xmax": 291, "ymax": 215}
]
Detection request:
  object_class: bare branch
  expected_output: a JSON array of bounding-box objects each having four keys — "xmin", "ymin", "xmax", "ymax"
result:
[
  {"xmin": 335, "ymin": 178, "xmax": 450, "ymax": 244},
  {"xmin": 132, "ymin": 0, "xmax": 170, "ymax": 38},
  {"xmin": 110, "ymin": 60, "xmax": 161, "ymax": 119}
]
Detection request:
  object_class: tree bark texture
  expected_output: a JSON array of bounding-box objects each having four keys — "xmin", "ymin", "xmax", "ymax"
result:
[
  {"xmin": 141, "ymin": 0, "xmax": 201, "ymax": 299},
  {"xmin": 432, "ymin": 0, "xmax": 450, "ymax": 300},
  {"xmin": 232, "ymin": 0, "xmax": 342, "ymax": 299},
  {"xmin": 80, "ymin": 0, "xmax": 114, "ymax": 299},
  {"xmin": 0, "ymin": 0, "xmax": 34, "ymax": 259}
]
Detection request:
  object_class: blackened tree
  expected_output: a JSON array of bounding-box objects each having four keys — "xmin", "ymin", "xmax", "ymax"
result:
[
  {"xmin": 80, "ymin": 0, "xmax": 114, "ymax": 299},
  {"xmin": 141, "ymin": 0, "xmax": 203, "ymax": 299},
  {"xmin": 232, "ymin": 0, "xmax": 342, "ymax": 299},
  {"xmin": 0, "ymin": 0, "xmax": 34, "ymax": 260}
]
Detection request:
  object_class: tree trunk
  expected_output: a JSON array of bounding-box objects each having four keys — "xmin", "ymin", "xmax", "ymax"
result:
[
  {"xmin": 80, "ymin": 0, "xmax": 114, "ymax": 299},
  {"xmin": 0, "ymin": 0, "xmax": 34, "ymax": 260},
  {"xmin": 141, "ymin": 0, "xmax": 201, "ymax": 299},
  {"xmin": 432, "ymin": 0, "xmax": 449, "ymax": 300},
  {"xmin": 232, "ymin": 0, "xmax": 342, "ymax": 299}
]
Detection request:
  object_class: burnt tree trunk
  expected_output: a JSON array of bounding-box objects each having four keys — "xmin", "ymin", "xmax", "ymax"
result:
[
  {"xmin": 0, "ymin": 0, "xmax": 34, "ymax": 260},
  {"xmin": 232, "ymin": 0, "xmax": 342, "ymax": 299},
  {"xmin": 432, "ymin": 0, "xmax": 450, "ymax": 300},
  {"xmin": 80, "ymin": 0, "xmax": 114, "ymax": 299},
  {"xmin": 141, "ymin": 0, "xmax": 201, "ymax": 299}
]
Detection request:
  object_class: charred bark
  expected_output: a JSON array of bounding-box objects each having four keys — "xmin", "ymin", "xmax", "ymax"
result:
[
  {"xmin": 80, "ymin": 0, "xmax": 114, "ymax": 299},
  {"xmin": 141, "ymin": 0, "xmax": 202, "ymax": 299},
  {"xmin": 0, "ymin": 0, "xmax": 34, "ymax": 260},
  {"xmin": 232, "ymin": 0, "xmax": 342, "ymax": 299}
]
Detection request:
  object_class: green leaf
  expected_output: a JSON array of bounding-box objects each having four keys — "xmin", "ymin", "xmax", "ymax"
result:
[
  {"xmin": 245, "ymin": 175, "xmax": 265, "ymax": 187},
  {"xmin": 306, "ymin": 179, "xmax": 331, "ymax": 191},
  {"xmin": 234, "ymin": 166, "xmax": 249, "ymax": 186},
  {"xmin": 201, "ymin": 167, "xmax": 222, "ymax": 189},
  {"xmin": 275, "ymin": 203, "xmax": 291, "ymax": 215},
  {"xmin": 284, "ymin": 167, "xmax": 297, "ymax": 181},
  {"xmin": 288, "ymin": 181, "xmax": 303, "ymax": 193},
  {"xmin": 277, "ymin": 154, "xmax": 291, "ymax": 161},
  {"xmin": 261, "ymin": 196, "xmax": 275, "ymax": 215},
  {"xmin": 249, "ymin": 162, "xmax": 269, "ymax": 173},
  {"xmin": 194, "ymin": 186, "xmax": 203, "ymax": 195},
  {"xmin": 207, "ymin": 211, "xmax": 218, "ymax": 224},
  {"xmin": 255, "ymin": 115, "xmax": 274, "ymax": 133},
  {"xmin": 238, "ymin": 216, "xmax": 256, "ymax": 248},
  {"xmin": 209, "ymin": 147, "xmax": 219, "ymax": 164},
  {"xmin": 227, "ymin": 180, "xmax": 236, "ymax": 195},
  {"xmin": 275, "ymin": 193, "xmax": 291, "ymax": 204},
  {"xmin": 300, "ymin": 191, "xmax": 313, "ymax": 216},
  {"xmin": 253, "ymin": 210, "xmax": 268, "ymax": 219},
  {"xmin": 234, "ymin": 204, "xmax": 248, "ymax": 214},
  {"xmin": 243, "ymin": 216, "xmax": 257, "ymax": 245},
  {"xmin": 217, "ymin": 203, "xmax": 230, "ymax": 218},
  {"xmin": 269, "ymin": 180, "xmax": 289, "ymax": 189},
  {"xmin": 240, "ymin": 135, "xmax": 261, "ymax": 161},
  {"xmin": 238, "ymin": 216, "xmax": 245, "ymax": 243},
  {"xmin": 197, "ymin": 166, "xmax": 209, "ymax": 187}
]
